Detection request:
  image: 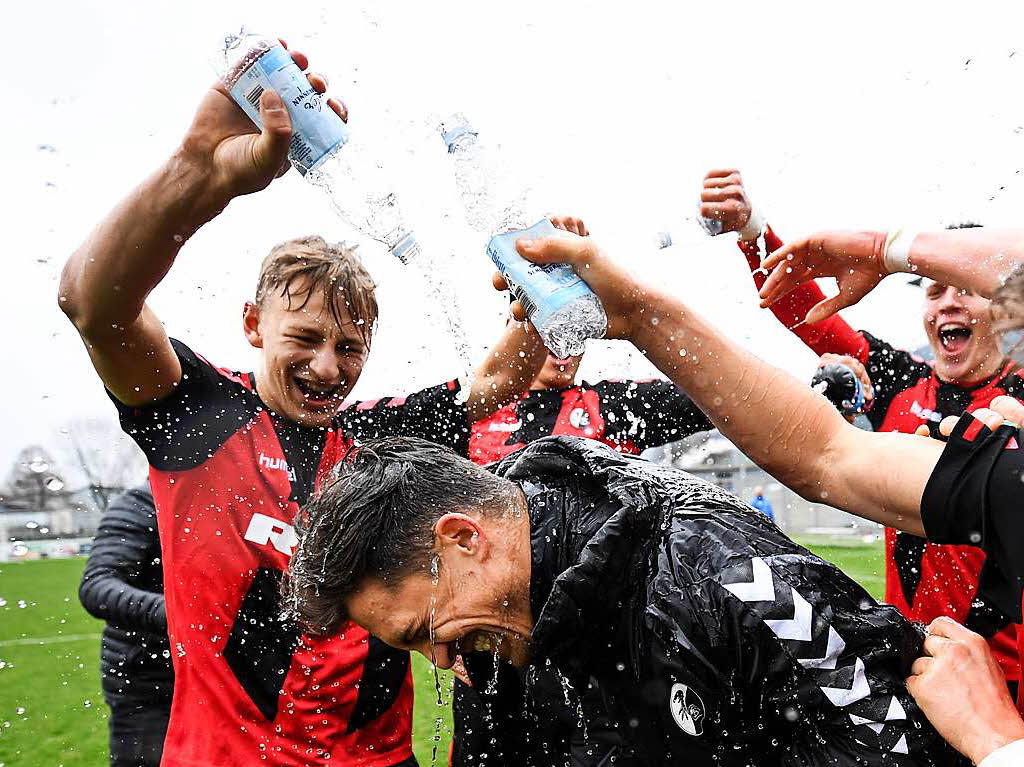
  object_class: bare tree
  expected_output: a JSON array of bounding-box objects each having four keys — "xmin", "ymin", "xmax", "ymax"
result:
[
  {"xmin": 0, "ymin": 445, "xmax": 70, "ymax": 512},
  {"xmin": 53, "ymin": 417, "xmax": 147, "ymax": 511}
]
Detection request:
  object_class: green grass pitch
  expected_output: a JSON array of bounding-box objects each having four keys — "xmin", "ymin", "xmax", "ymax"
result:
[{"xmin": 0, "ymin": 541, "xmax": 882, "ymax": 766}]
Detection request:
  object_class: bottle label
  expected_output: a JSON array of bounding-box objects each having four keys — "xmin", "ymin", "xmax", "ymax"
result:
[
  {"xmin": 486, "ymin": 219, "xmax": 597, "ymax": 330},
  {"xmin": 228, "ymin": 44, "xmax": 349, "ymax": 175}
]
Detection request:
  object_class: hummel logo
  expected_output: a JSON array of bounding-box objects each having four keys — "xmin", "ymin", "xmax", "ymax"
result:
[{"xmin": 259, "ymin": 452, "xmax": 297, "ymax": 482}]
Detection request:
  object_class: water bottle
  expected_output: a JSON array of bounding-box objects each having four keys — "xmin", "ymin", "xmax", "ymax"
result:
[
  {"xmin": 811, "ymin": 364, "xmax": 867, "ymax": 418},
  {"xmin": 440, "ymin": 114, "xmax": 606, "ymax": 357},
  {"xmin": 215, "ymin": 28, "xmax": 420, "ymax": 264}
]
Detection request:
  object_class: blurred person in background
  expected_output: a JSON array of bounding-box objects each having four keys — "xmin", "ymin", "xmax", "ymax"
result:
[
  {"xmin": 79, "ymin": 482, "xmax": 173, "ymax": 767},
  {"xmin": 749, "ymin": 485, "xmax": 774, "ymax": 521}
]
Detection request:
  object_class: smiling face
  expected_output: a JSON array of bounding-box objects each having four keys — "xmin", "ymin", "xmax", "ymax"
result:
[
  {"xmin": 530, "ymin": 352, "xmax": 585, "ymax": 391},
  {"xmin": 923, "ymin": 281, "xmax": 1002, "ymax": 384},
  {"xmin": 244, "ymin": 281, "xmax": 369, "ymax": 427},
  {"xmin": 344, "ymin": 509, "xmax": 535, "ymax": 670}
]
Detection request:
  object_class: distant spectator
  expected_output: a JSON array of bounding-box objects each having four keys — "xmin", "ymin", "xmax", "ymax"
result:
[
  {"xmin": 750, "ymin": 485, "xmax": 774, "ymax": 521},
  {"xmin": 79, "ymin": 482, "xmax": 172, "ymax": 767}
]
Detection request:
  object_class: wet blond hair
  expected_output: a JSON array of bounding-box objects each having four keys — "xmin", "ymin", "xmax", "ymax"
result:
[{"xmin": 255, "ymin": 236, "xmax": 378, "ymax": 348}]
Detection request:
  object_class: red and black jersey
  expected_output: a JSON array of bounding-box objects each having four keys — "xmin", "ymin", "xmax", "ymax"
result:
[
  {"xmin": 111, "ymin": 339, "xmax": 469, "ymax": 767},
  {"xmin": 468, "ymin": 379, "xmax": 713, "ymax": 465},
  {"xmin": 921, "ymin": 414, "xmax": 1024, "ymax": 711},
  {"xmin": 740, "ymin": 228, "xmax": 1024, "ymax": 681}
]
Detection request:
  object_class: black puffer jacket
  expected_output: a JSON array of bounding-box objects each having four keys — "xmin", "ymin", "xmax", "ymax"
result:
[
  {"xmin": 465, "ymin": 437, "xmax": 964, "ymax": 766},
  {"xmin": 79, "ymin": 482, "xmax": 173, "ymax": 705}
]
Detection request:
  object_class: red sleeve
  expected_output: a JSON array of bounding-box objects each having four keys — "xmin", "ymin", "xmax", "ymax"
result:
[{"xmin": 738, "ymin": 226, "xmax": 870, "ymax": 363}]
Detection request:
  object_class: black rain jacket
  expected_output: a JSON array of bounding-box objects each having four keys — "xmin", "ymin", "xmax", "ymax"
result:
[
  {"xmin": 463, "ymin": 437, "xmax": 964, "ymax": 766},
  {"xmin": 79, "ymin": 482, "xmax": 173, "ymax": 705}
]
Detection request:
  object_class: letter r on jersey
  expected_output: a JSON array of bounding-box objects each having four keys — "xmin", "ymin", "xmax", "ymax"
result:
[{"xmin": 244, "ymin": 513, "xmax": 299, "ymax": 556}]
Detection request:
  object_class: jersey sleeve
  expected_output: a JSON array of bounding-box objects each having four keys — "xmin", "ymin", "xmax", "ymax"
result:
[
  {"xmin": 336, "ymin": 380, "xmax": 471, "ymax": 457},
  {"xmin": 593, "ymin": 379, "xmax": 712, "ymax": 450},
  {"xmin": 921, "ymin": 415, "xmax": 1024, "ymax": 622},
  {"xmin": 738, "ymin": 226, "xmax": 869, "ymax": 360},
  {"xmin": 106, "ymin": 338, "xmax": 259, "ymax": 471}
]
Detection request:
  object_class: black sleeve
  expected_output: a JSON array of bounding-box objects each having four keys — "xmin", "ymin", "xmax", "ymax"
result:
[
  {"xmin": 336, "ymin": 380, "xmax": 471, "ymax": 457},
  {"xmin": 592, "ymin": 379, "xmax": 713, "ymax": 451},
  {"xmin": 79, "ymin": 483, "xmax": 166, "ymax": 634},
  {"xmin": 921, "ymin": 415, "xmax": 1024, "ymax": 621},
  {"xmin": 108, "ymin": 338, "xmax": 259, "ymax": 471},
  {"xmin": 860, "ymin": 331, "xmax": 933, "ymax": 432}
]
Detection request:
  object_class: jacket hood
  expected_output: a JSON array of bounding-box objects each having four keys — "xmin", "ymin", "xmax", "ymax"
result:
[{"xmin": 492, "ymin": 436, "xmax": 709, "ymax": 662}]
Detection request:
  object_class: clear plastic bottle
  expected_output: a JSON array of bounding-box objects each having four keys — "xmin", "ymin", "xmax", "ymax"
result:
[
  {"xmin": 215, "ymin": 28, "xmax": 420, "ymax": 264},
  {"xmin": 439, "ymin": 113, "xmax": 606, "ymax": 357}
]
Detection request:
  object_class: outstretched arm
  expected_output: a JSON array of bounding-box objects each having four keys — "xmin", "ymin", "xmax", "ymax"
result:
[
  {"xmin": 758, "ymin": 228, "xmax": 1024, "ymax": 323},
  {"xmin": 504, "ymin": 233, "xmax": 939, "ymax": 534},
  {"xmin": 58, "ymin": 43, "xmax": 344, "ymax": 406}
]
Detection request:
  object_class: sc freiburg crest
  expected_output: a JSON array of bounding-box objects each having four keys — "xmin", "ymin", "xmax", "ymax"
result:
[{"xmin": 669, "ymin": 682, "xmax": 705, "ymax": 737}]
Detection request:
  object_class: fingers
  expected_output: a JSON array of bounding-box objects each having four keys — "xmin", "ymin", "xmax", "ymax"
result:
[
  {"xmin": 990, "ymin": 395, "xmax": 1024, "ymax": 427},
  {"xmin": 760, "ymin": 239, "xmax": 802, "ymax": 274},
  {"xmin": 925, "ymin": 616, "xmax": 974, "ymax": 641},
  {"xmin": 548, "ymin": 216, "xmax": 588, "ymax": 236},
  {"xmin": 916, "ymin": 424, "xmax": 932, "ymax": 437},
  {"xmin": 805, "ymin": 293, "xmax": 850, "ymax": 325},
  {"xmin": 255, "ymin": 89, "xmax": 293, "ymax": 170},
  {"xmin": 510, "ymin": 301, "xmax": 527, "ymax": 322},
  {"xmin": 492, "ymin": 272, "xmax": 508, "ymax": 291},
  {"xmin": 700, "ymin": 186, "xmax": 744, "ymax": 203},
  {"xmin": 969, "ymin": 407, "xmax": 1004, "ymax": 432},
  {"xmin": 327, "ymin": 98, "xmax": 348, "ymax": 123},
  {"xmin": 703, "ymin": 169, "xmax": 742, "ymax": 186},
  {"xmin": 938, "ymin": 415, "xmax": 959, "ymax": 438},
  {"xmin": 516, "ymin": 233, "xmax": 591, "ymax": 267},
  {"xmin": 287, "ymin": 48, "xmax": 309, "ymax": 72},
  {"xmin": 909, "ymin": 656, "xmax": 933, "ymax": 677},
  {"xmin": 306, "ymin": 72, "xmax": 328, "ymax": 93}
]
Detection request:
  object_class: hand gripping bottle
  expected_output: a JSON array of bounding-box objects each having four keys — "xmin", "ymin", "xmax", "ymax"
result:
[
  {"xmin": 215, "ymin": 28, "xmax": 420, "ymax": 263},
  {"xmin": 440, "ymin": 114, "xmax": 606, "ymax": 357},
  {"xmin": 811, "ymin": 364, "xmax": 868, "ymax": 418}
]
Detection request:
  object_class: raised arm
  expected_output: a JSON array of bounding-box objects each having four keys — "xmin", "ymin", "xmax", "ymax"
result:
[
  {"xmin": 58, "ymin": 44, "xmax": 343, "ymax": 406},
  {"xmin": 759, "ymin": 228, "xmax": 1024, "ymax": 323},
  {"xmin": 504, "ymin": 234, "xmax": 941, "ymax": 535},
  {"xmin": 699, "ymin": 169, "xmax": 868, "ymax": 359}
]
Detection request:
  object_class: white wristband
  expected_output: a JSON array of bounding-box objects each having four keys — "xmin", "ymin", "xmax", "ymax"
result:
[
  {"xmin": 979, "ymin": 738, "xmax": 1024, "ymax": 767},
  {"xmin": 883, "ymin": 228, "xmax": 918, "ymax": 274},
  {"xmin": 738, "ymin": 207, "xmax": 766, "ymax": 243}
]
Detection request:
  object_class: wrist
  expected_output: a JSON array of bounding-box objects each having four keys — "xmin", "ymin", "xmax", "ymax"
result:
[
  {"xmin": 882, "ymin": 228, "xmax": 918, "ymax": 274},
  {"xmin": 737, "ymin": 207, "xmax": 766, "ymax": 243},
  {"xmin": 967, "ymin": 717, "xmax": 1024, "ymax": 765},
  {"xmin": 163, "ymin": 148, "xmax": 234, "ymax": 230}
]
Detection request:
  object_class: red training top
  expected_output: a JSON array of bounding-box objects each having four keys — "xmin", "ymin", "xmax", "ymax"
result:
[{"xmin": 112, "ymin": 339, "xmax": 470, "ymax": 766}]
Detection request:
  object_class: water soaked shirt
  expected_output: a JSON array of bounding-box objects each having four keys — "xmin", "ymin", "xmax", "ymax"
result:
[{"xmin": 111, "ymin": 338, "xmax": 468, "ymax": 767}]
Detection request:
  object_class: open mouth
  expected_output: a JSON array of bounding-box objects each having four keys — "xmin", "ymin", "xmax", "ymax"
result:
[
  {"xmin": 937, "ymin": 322, "xmax": 972, "ymax": 355},
  {"xmin": 548, "ymin": 355, "xmax": 572, "ymax": 368},
  {"xmin": 293, "ymin": 377, "xmax": 341, "ymax": 405},
  {"xmin": 456, "ymin": 630, "xmax": 501, "ymax": 656}
]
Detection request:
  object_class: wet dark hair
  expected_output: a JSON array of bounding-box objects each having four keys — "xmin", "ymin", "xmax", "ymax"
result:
[{"xmin": 282, "ymin": 437, "xmax": 519, "ymax": 635}]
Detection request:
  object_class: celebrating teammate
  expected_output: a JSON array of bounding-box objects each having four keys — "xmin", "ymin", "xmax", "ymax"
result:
[
  {"xmin": 58, "ymin": 43, "xmax": 543, "ymax": 767},
  {"xmin": 699, "ymin": 169, "xmax": 1023, "ymax": 693}
]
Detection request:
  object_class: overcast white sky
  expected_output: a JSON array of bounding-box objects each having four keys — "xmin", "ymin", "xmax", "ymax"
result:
[{"xmin": 3, "ymin": 0, "xmax": 1024, "ymax": 477}]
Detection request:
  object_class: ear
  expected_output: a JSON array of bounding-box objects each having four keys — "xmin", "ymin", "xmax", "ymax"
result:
[
  {"xmin": 243, "ymin": 302, "xmax": 264, "ymax": 349},
  {"xmin": 434, "ymin": 513, "xmax": 487, "ymax": 560}
]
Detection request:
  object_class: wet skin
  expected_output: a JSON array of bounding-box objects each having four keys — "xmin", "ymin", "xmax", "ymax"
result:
[{"xmin": 242, "ymin": 278, "xmax": 370, "ymax": 427}]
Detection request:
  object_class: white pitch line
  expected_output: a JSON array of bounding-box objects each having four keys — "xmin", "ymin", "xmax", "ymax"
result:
[{"xmin": 0, "ymin": 633, "xmax": 101, "ymax": 647}]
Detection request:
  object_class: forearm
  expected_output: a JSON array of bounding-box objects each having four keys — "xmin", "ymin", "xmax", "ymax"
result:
[
  {"xmin": 59, "ymin": 151, "xmax": 227, "ymax": 334},
  {"xmin": 466, "ymin": 321, "xmax": 547, "ymax": 423},
  {"xmin": 79, "ymin": 571, "xmax": 167, "ymax": 633},
  {"xmin": 626, "ymin": 286, "xmax": 933, "ymax": 532},
  {"xmin": 909, "ymin": 229, "xmax": 1024, "ymax": 298}
]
